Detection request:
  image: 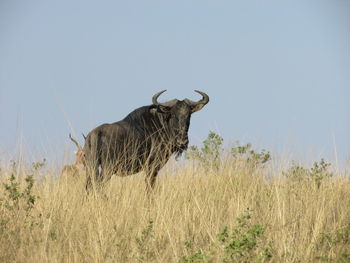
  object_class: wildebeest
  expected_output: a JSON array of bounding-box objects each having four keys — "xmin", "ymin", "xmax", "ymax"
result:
[
  {"xmin": 83, "ymin": 90, "xmax": 209, "ymax": 191},
  {"xmin": 61, "ymin": 134, "xmax": 85, "ymax": 179}
]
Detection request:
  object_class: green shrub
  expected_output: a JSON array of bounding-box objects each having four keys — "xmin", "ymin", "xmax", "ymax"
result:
[
  {"xmin": 310, "ymin": 159, "xmax": 333, "ymax": 188},
  {"xmin": 316, "ymin": 221, "xmax": 350, "ymax": 262},
  {"xmin": 0, "ymin": 159, "xmax": 43, "ymax": 213},
  {"xmin": 186, "ymin": 132, "xmax": 271, "ymax": 173},
  {"xmin": 180, "ymin": 210, "xmax": 273, "ymax": 263},
  {"xmin": 0, "ymin": 160, "xmax": 44, "ymax": 262},
  {"xmin": 135, "ymin": 220, "xmax": 156, "ymax": 262},
  {"xmin": 180, "ymin": 246, "xmax": 208, "ymax": 263},
  {"xmin": 231, "ymin": 142, "xmax": 271, "ymax": 169},
  {"xmin": 217, "ymin": 211, "xmax": 272, "ymax": 263},
  {"xmin": 284, "ymin": 159, "xmax": 333, "ymax": 188},
  {"xmin": 185, "ymin": 131, "xmax": 224, "ymax": 171}
]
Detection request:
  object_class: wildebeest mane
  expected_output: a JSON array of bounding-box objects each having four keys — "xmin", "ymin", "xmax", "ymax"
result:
[{"xmin": 122, "ymin": 105, "xmax": 169, "ymax": 133}]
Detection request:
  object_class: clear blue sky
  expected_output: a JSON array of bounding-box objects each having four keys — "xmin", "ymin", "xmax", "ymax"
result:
[{"xmin": 0, "ymin": 0, "xmax": 349, "ymax": 165}]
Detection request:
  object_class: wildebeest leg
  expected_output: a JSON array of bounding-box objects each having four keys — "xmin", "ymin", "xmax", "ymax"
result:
[
  {"xmin": 84, "ymin": 131, "xmax": 102, "ymax": 193},
  {"xmin": 98, "ymin": 165, "xmax": 114, "ymax": 186},
  {"xmin": 145, "ymin": 168, "xmax": 159, "ymax": 193},
  {"xmin": 85, "ymin": 164, "xmax": 100, "ymax": 192}
]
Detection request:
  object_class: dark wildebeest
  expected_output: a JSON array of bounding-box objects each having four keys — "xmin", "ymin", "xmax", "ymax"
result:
[{"xmin": 83, "ymin": 90, "xmax": 209, "ymax": 191}]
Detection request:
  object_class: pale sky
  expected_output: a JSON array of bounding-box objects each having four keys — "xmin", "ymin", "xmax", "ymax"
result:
[{"xmin": 0, "ymin": 0, "xmax": 349, "ymax": 165}]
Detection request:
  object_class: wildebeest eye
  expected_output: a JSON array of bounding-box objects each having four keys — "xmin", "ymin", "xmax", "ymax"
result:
[{"xmin": 165, "ymin": 114, "xmax": 171, "ymax": 122}]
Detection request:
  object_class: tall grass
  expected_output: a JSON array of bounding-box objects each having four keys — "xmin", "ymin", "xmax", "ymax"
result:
[{"xmin": 0, "ymin": 139, "xmax": 349, "ymax": 262}]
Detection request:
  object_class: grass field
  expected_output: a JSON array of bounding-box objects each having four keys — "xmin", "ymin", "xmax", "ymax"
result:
[{"xmin": 0, "ymin": 136, "xmax": 349, "ymax": 263}]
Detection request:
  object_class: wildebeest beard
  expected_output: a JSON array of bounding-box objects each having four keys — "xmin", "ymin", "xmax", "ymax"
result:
[
  {"xmin": 174, "ymin": 145, "xmax": 187, "ymax": 159},
  {"xmin": 156, "ymin": 133, "xmax": 188, "ymax": 160},
  {"xmin": 172, "ymin": 138, "xmax": 189, "ymax": 159}
]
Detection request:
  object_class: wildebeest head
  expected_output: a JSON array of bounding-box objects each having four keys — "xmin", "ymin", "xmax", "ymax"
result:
[{"xmin": 152, "ymin": 90, "xmax": 209, "ymax": 153}]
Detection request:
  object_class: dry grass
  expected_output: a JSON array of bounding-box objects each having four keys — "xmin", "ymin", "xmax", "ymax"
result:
[{"xmin": 0, "ymin": 157, "xmax": 349, "ymax": 263}]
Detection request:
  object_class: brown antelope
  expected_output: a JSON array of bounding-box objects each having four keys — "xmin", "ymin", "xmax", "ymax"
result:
[{"xmin": 61, "ymin": 134, "xmax": 85, "ymax": 179}]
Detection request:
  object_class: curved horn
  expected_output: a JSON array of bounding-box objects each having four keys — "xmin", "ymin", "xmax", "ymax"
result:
[
  {"xmin": 69, "ymin": 133, "xmax": 82, "ymax": 150},
  {"xmin": 194, "ymin": 90, "xmax": 209, "ymax": 105},
  {"xmin": 152, "ymin": 90, "xmax": 167, "ymax": 106},
  {"xmin": 184, "ymin": 90, "xmax": 210, "ymax": 112},
  {"xmin": 152, "ymin": 90, "xmax": 178, "ymax": 108}
]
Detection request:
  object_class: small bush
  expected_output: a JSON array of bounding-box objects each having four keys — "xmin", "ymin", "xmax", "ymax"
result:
[
  {"xmin": 135, "ymin": 220, "xmax": 156, "ymax": 262},
  {"xmin": 180, "ymin": 245, "xmax": 207, "ymax": 263},
  {"xmin": 231, "ymin": 142, "xmax": 271, "ymax": 169},
  {"xmin": 217, "ymin": 210, "xmax": 272, "ymax": 263},
  {"xmin": 0, "ymin": 159, "xmax": 43, "ymax": 213},
  {"xmin": 185, "ymin": 131, "xmax": 224, "ymax": 171},
  {"xmin": 284, "ymin": 159, "xmax": 333, "ymax": 188},
  {"xmin": 316, "ymin": 221, "xmax": 350, "ymax": 262},
  {"xmin": 310, "ymin": 159, "xmax": 333, "ymax": 188},
  {"xmin": 0, "ymin": 160, "xmax": 43, "ymax": 262},
  {"xmin": 186, "ymin": 131, "xmax": 271, "ymax": 172},
  {"xmin": 180, "ymin": 210, "xmax": 273, "ymax": 263}
]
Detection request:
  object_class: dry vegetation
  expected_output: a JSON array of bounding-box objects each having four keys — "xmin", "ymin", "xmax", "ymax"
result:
[{"xmin": 0, "ymin": 133, "xmax": 349, "ymax": 263}]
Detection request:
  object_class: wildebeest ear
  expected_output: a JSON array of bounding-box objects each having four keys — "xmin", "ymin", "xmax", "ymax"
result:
[
  {"xmin": 157, "ymin": 105, "xmax": 171, "ymax": 113},
  {"xmin": 185, "ymin": 90, "xmax": 209, "ymax": 113},
  {"xmin": 191, "ymin": 104, "xmax": 205, "ymax": 113},
  {"xmin": 150, "ymin": 106, "xmax": 170, "ymax": 115}
]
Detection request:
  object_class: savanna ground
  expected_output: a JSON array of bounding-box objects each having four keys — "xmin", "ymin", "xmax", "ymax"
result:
[{"xmin": 0, "ymin": 132, "xmax": 349, "ymax": 263}]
